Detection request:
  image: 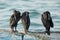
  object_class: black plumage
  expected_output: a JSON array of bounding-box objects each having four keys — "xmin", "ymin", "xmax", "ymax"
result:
[{"xmin": 41, "ymin": 11, "xmax": 54, "ymax": 35}]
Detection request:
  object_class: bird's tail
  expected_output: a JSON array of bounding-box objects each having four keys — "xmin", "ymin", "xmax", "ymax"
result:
[{"xmin": 47, "ymin": 30, "xmax": 50, "ymax": 35}]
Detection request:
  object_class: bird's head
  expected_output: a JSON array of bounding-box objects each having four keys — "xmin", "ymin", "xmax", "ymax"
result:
[{"xmin": 44, "ymin": 11, "xmax": 51, "ymax": 20}]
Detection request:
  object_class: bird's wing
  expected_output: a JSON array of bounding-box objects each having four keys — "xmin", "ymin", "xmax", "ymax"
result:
[
  {"xmin": 26, "ymin": 16, "xmax": 30, "ymax": 26},
  {"xmin": 10, "ymin": 15, "xmax": 16, "ymax": 26},
  {"xmin": 49, "ymin": 17, "xmax": 54, "ymax": 28}
]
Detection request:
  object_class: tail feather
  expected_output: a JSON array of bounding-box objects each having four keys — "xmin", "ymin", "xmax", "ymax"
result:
[{"xmin": 47, "ymin": 31, "xmax": 50, "ymax": 35}]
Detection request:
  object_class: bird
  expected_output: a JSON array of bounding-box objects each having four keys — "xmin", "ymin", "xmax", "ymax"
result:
[
  {"xmin": 10, "ymin": 10, "xmax": 21, "ymax": 32},
  {"xmin": 41, "ymin": 11, "xmax": 54, "ymax": 35},
  {"xmin": 21, "ymin": 11, "xmax": 30, "ymax": 34}
]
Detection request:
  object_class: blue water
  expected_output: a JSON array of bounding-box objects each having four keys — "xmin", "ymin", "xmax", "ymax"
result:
[{"xmin": 0, "ymin": 0, "xmax": 60, "ymax": 40}]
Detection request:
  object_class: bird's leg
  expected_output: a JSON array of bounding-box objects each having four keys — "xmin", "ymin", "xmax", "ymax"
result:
[
  {"xmin": 45, "ymin": 27, "xmax": 47, "ymax": 33},
  {"xmin": 26, "ymin": 26, "xmax": 29, "ymax": 32},
  {"xmin": 46, "ymin": 27, "xmax": 50, "ymax": 35},
  {"xmin": 14, "ymin": 23, "xmax": 18, "ymax": 32},
  {"xmin": 48, "ymin": 27, "xmax": 50, "ymax": 35},
  {"xmin": 15, "ymin": 26, "xmax": 17, "ymax": 32},
  {"xmin": 25, "ymin": 29, "xmax": 27, "ymax": 34},
  {"xmin": 24, "ymin": 28, "xmax": 27, "ymax": 34},
  {"xmin": 25, "ymin": 26, "xmax": 29, "ymax": 34},
  {"xmin": 11, "ymin": 27, "xmax": 14, "ymax": 33}
]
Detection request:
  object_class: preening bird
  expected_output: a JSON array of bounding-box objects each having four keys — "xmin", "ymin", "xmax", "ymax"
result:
[
  {"xmin": 41, "ymin": 11, "xmax": 54, "ymax": 35},
  {"xmin": 10, "ymin": 10, "xmax": 21, "ymax": 32}
]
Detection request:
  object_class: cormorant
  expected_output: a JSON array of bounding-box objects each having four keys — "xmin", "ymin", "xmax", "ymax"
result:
[
  {"xmin": 41, "ymin": 11, "xmax": 54, "ymax": 35},
  {"xmin": 21, "ymin": 11, "xmax": 30, "ymax": 33},
  {"xmin": 10, "ymin": 10, "xmax": 21, "ymax": 32}
]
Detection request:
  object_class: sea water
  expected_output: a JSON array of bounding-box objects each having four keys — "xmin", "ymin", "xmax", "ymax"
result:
[{"xmin": 0, "ymin": 0, "xmax": 60, "ymax": 40}]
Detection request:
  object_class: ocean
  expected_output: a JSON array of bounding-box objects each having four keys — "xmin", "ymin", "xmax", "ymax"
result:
[{"xmin": 0, "ymin": 0, "xmax": 60, "ymax": 40}]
